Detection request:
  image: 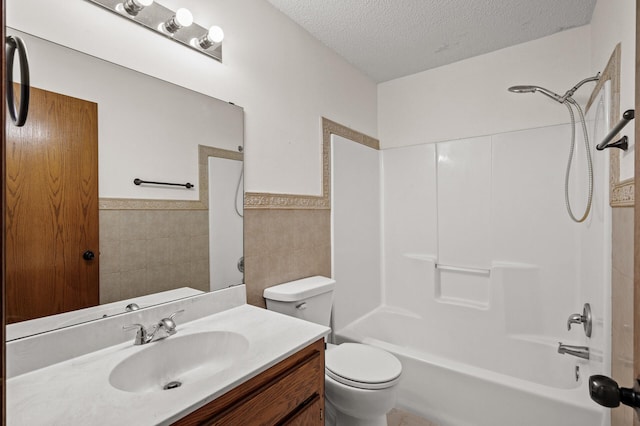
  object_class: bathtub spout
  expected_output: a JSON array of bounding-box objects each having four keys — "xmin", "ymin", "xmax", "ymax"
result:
[{"xmin": 558, "ymin": 343, "xmax": 590, "ymax": 360}]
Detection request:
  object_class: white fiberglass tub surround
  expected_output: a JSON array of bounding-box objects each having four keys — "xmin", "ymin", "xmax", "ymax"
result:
[
  {"xmin": 337, "ymin": 305, "xmax": 601, "ymax": 426},
  {"xmin": 331, "ymin": 84, "xmax": 611, "ymax": 426}
]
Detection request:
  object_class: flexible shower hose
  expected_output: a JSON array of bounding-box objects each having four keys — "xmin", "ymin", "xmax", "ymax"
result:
[
  {"xmin": 563, "ymin": 98, "xmax": 593, "ymax": 223},
  {"xmin": 235, "ymin": 164, "xmax": 244, "ymax": 218}
]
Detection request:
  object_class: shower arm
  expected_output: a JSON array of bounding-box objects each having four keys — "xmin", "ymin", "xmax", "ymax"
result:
[{"xmin": 560, "ymin": 73, "xmax": 601, "ymax": 103}]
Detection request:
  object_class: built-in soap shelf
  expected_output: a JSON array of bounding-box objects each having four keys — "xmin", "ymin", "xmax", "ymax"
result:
[
  {"xmin": 401, "ymin": 255, "xmax": 542, "ymax": 313},
  {"xmin": 402, "ymin": 254, "xmax": 491, "ymax": 309},
  {"xmin": 435, "ymin": 263, "xmax": 491, "ymax": 276}
]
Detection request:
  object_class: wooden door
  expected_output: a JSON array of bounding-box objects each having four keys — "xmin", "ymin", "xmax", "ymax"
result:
[
  {"xmin": 635, "ymin": 2, "xmax": 640, "ymax": 426},
  {"xmin": 5, "ymin": 86, "xmax": 99, "ymax": 323}
]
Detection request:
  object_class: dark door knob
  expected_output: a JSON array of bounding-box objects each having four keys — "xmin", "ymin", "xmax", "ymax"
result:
[
  {"xmin": 589, "ymin": 375, "xmax": 640, "ymax": 410},
  {"xmin": 82, "ymin": 250, "xmax": 95, "ymax": 261}
]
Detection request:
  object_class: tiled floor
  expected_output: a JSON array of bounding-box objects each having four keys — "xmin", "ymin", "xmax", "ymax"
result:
[{"xmin": 387, "ymin": 408, "xmax": 438, "ymax": 426}]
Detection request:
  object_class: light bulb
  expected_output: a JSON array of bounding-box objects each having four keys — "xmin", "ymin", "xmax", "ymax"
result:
[
  {"xmin": 163, "ymin": 8, "xmax": 193, "ymax": 33},
  {"xmin": 121, "ymin": 0, "xmax": 153, "ymax": 16},
  {"xmin": 196, "ymin": 26, "xmax": 224, "ymax": 49}
]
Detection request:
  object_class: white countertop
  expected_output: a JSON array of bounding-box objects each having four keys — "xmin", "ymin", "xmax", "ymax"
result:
[{"xmin": 7, "ymin": 304, "xmax": 329, "ymax": 425}]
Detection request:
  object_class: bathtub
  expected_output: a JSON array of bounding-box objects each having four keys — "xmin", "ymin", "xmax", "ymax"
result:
[{"xmin": 334, "ymin": 307, "xmax": 606, "ymax": 426}]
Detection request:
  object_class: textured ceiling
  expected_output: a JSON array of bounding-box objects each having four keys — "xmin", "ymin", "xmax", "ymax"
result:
[{"xmin": 265, "ymin": 0, "xmax": 597, "ymax": 82}]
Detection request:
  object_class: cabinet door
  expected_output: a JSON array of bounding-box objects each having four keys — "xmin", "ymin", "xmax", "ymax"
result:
[
  {"xmin": 210, "ymin": 349, "xmax": 322, "ymax": 425},
  {"xmin": 173, "ymin": 339, "xmax": 325, "ymax": 426}
]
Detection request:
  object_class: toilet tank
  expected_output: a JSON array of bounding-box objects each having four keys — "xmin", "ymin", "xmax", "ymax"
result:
[{"xmin": 263, "ymin": 276, "xmax": 335, "ymax": 327}]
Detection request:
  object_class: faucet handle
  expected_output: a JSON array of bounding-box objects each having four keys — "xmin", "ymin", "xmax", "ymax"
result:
[
  {"xmin": 123, "ymin": 323, "xmax": 145, "ymax": 332},
  {"xmin": 567, "ymin": 313, "xmax": 584, "ymax": 330},
  {"xmin": 567, "ymin": 303, "xmax": 592, "ymax": 337},
  {"xmin": 169, "ymin": 309, "xmax": 185, "ymax": 320},
  {"xmin": 123, "ymin": 323, "xmax": 148, "ymax": 345},
  {"xmin": 157, "ymin": 310, "xmax": 185, "ymax": 336}
]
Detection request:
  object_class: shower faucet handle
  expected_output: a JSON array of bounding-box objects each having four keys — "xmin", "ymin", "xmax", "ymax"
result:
[{"xmin": 567, "ymin": 303, "xmax": 592, "ymax": 337}]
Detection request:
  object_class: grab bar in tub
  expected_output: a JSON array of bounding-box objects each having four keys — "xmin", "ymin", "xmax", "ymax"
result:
[{"xmin": 435, "ymin": 264, "xmax": 490, "ymax": 276}]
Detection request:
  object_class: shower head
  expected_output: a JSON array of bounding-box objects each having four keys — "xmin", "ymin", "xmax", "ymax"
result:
[
  {"xmin": 508, "ymin": 85, "xmax": 564, "ymax": 103},
  {"xmin": 507, "ymin": 85, "xmax": 537, "ymax": 94},
  {"xmin": 508, "ymin": 74, "xmax": 600, "ymax": 104}
]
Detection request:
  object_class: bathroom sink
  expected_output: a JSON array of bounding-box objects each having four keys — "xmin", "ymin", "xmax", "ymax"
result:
[{"xmin": 109, "ymin": 331, "xmax": 249, "ymax": 393}]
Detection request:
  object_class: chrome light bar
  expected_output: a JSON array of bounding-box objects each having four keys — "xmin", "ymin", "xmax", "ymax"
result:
[{"xmin": 85, "ymin": 0, "xmax": 223, "ymax": 62}]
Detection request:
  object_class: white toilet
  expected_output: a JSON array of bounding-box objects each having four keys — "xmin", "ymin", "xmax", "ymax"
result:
[{"xmin": 263, "ymin": 276, "xmax": 402, "ymax": 426}]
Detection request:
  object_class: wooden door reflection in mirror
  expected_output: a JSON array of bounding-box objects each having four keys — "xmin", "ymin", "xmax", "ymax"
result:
[{"xmin": 6, "ymin": 86, "xmax": 99, "ymax": 323}]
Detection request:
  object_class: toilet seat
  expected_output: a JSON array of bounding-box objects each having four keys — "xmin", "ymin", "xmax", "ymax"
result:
[{"xmin": 325, "ymin": 343, "xmax": 402, "ymax": 390}]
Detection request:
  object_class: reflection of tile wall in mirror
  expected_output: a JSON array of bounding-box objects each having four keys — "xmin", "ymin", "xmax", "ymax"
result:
[
  {"xmin": 4, "ymin": 28, "xmax": 244, "ymax": 338},
  {"xmin": 99, "ymin": 210, "xmax": 210, "ymax": 303}
]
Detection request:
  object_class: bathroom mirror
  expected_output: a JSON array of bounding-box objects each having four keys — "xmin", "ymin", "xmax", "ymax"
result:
[{"xmin": 5, "ymin": 28, "xmax": 244, "ymax": 339}]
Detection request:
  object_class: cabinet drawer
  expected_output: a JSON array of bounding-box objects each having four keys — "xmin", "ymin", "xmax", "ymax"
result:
[
  {"xmin": 173, "ymin": 339, "xmax": 324, "ymax": 426},
  {"xmin": 281, "ymin": 394, "xmax": 323, "ymax": 425}
]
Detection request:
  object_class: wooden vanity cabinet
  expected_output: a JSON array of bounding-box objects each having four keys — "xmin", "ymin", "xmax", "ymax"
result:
[{"xmin": 173, "ymin": 338, "xmax": 325, "ymax": 426}]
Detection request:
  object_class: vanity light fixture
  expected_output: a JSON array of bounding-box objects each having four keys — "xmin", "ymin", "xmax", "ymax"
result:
[
  {"xmin": 121, "ymin": 0, "xmax": 153, "ymax": 16},
  {"xmin": 161, "ymin": 8, "xmax": 193, "ymax": 34},
  {"xmin": 85, "ymin": 0, "xmax": 223, "ymax": 62},
  {"xmin": 194, "ymin": 26, "xmax": 224, "ymax": 50}
]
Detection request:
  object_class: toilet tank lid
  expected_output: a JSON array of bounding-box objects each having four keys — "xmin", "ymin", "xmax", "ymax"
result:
[{"xmin": 263, "ymin": 276, "xmax": 336, "ymax": 302}]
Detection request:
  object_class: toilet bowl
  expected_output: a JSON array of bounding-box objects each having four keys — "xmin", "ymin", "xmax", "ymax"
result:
[
  {"xmin": 325, "ymin": 343, "xmax": 401, "ymax": 426},
  {"xmin": 263, "ymin": 276, "xmax": 402, "ymax": 426}
]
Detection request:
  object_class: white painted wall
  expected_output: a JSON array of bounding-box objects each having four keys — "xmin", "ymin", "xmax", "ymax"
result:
[
  {"xmin": 590, "ymin": 0, "xmax": 635, "ymax": 180},
  {"xmin": 331, "ymin": 135, "xmax": 381, "ymax": 331},
  {"xmin": 378, "ymin": 26, "xmax": 592, "ymax": 148},
  {"xmin": 7, "ymin": 0, "xmax": 377, "ymax": 196}
]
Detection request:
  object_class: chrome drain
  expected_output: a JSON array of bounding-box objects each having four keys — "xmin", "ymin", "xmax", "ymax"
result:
[{"xmin": 163, "ymin": 381, "xmax": 182, "ymax": 390}]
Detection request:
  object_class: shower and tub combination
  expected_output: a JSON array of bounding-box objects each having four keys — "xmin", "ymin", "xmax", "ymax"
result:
[{"xmin": 331, "ymin": 76, "xmax": 611, "ymax": 425}]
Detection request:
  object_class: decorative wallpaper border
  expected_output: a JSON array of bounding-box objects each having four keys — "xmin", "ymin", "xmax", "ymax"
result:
[
  {"xmin": 244, "ymin": 117, "xmax": 379, "ymax": 210},
  {"xmin": 586, "ymin": 44, "xmax": 633, "ymax": 207},
  {"xmin": 99, "ymin": 145, "xmax": 242, "ymax": 210}
]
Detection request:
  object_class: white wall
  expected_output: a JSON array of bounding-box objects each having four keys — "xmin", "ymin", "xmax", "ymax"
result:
[
  {"xmin": 590, "ymin": 0, "xmax": 635, "ymax": 180},
  {"xmin": 7, "ymin": 0, "xmax": 377, "ymax": 196},
  {"xmin": 378, "ymin": 26, "xmax": 592, "ymax": 148}
]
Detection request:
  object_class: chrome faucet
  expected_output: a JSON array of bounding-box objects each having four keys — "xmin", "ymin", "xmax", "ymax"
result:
[
  {"xmin": 558, "ymin": 343, "xmax": 590, "ymax": 360},
  {"xmin": 123, "ymin": 310, "xmax": 184, "ymax": 345},
  {"xmin": 567, "ymin": 303, "xmax": 592, "ymax": 337}
]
